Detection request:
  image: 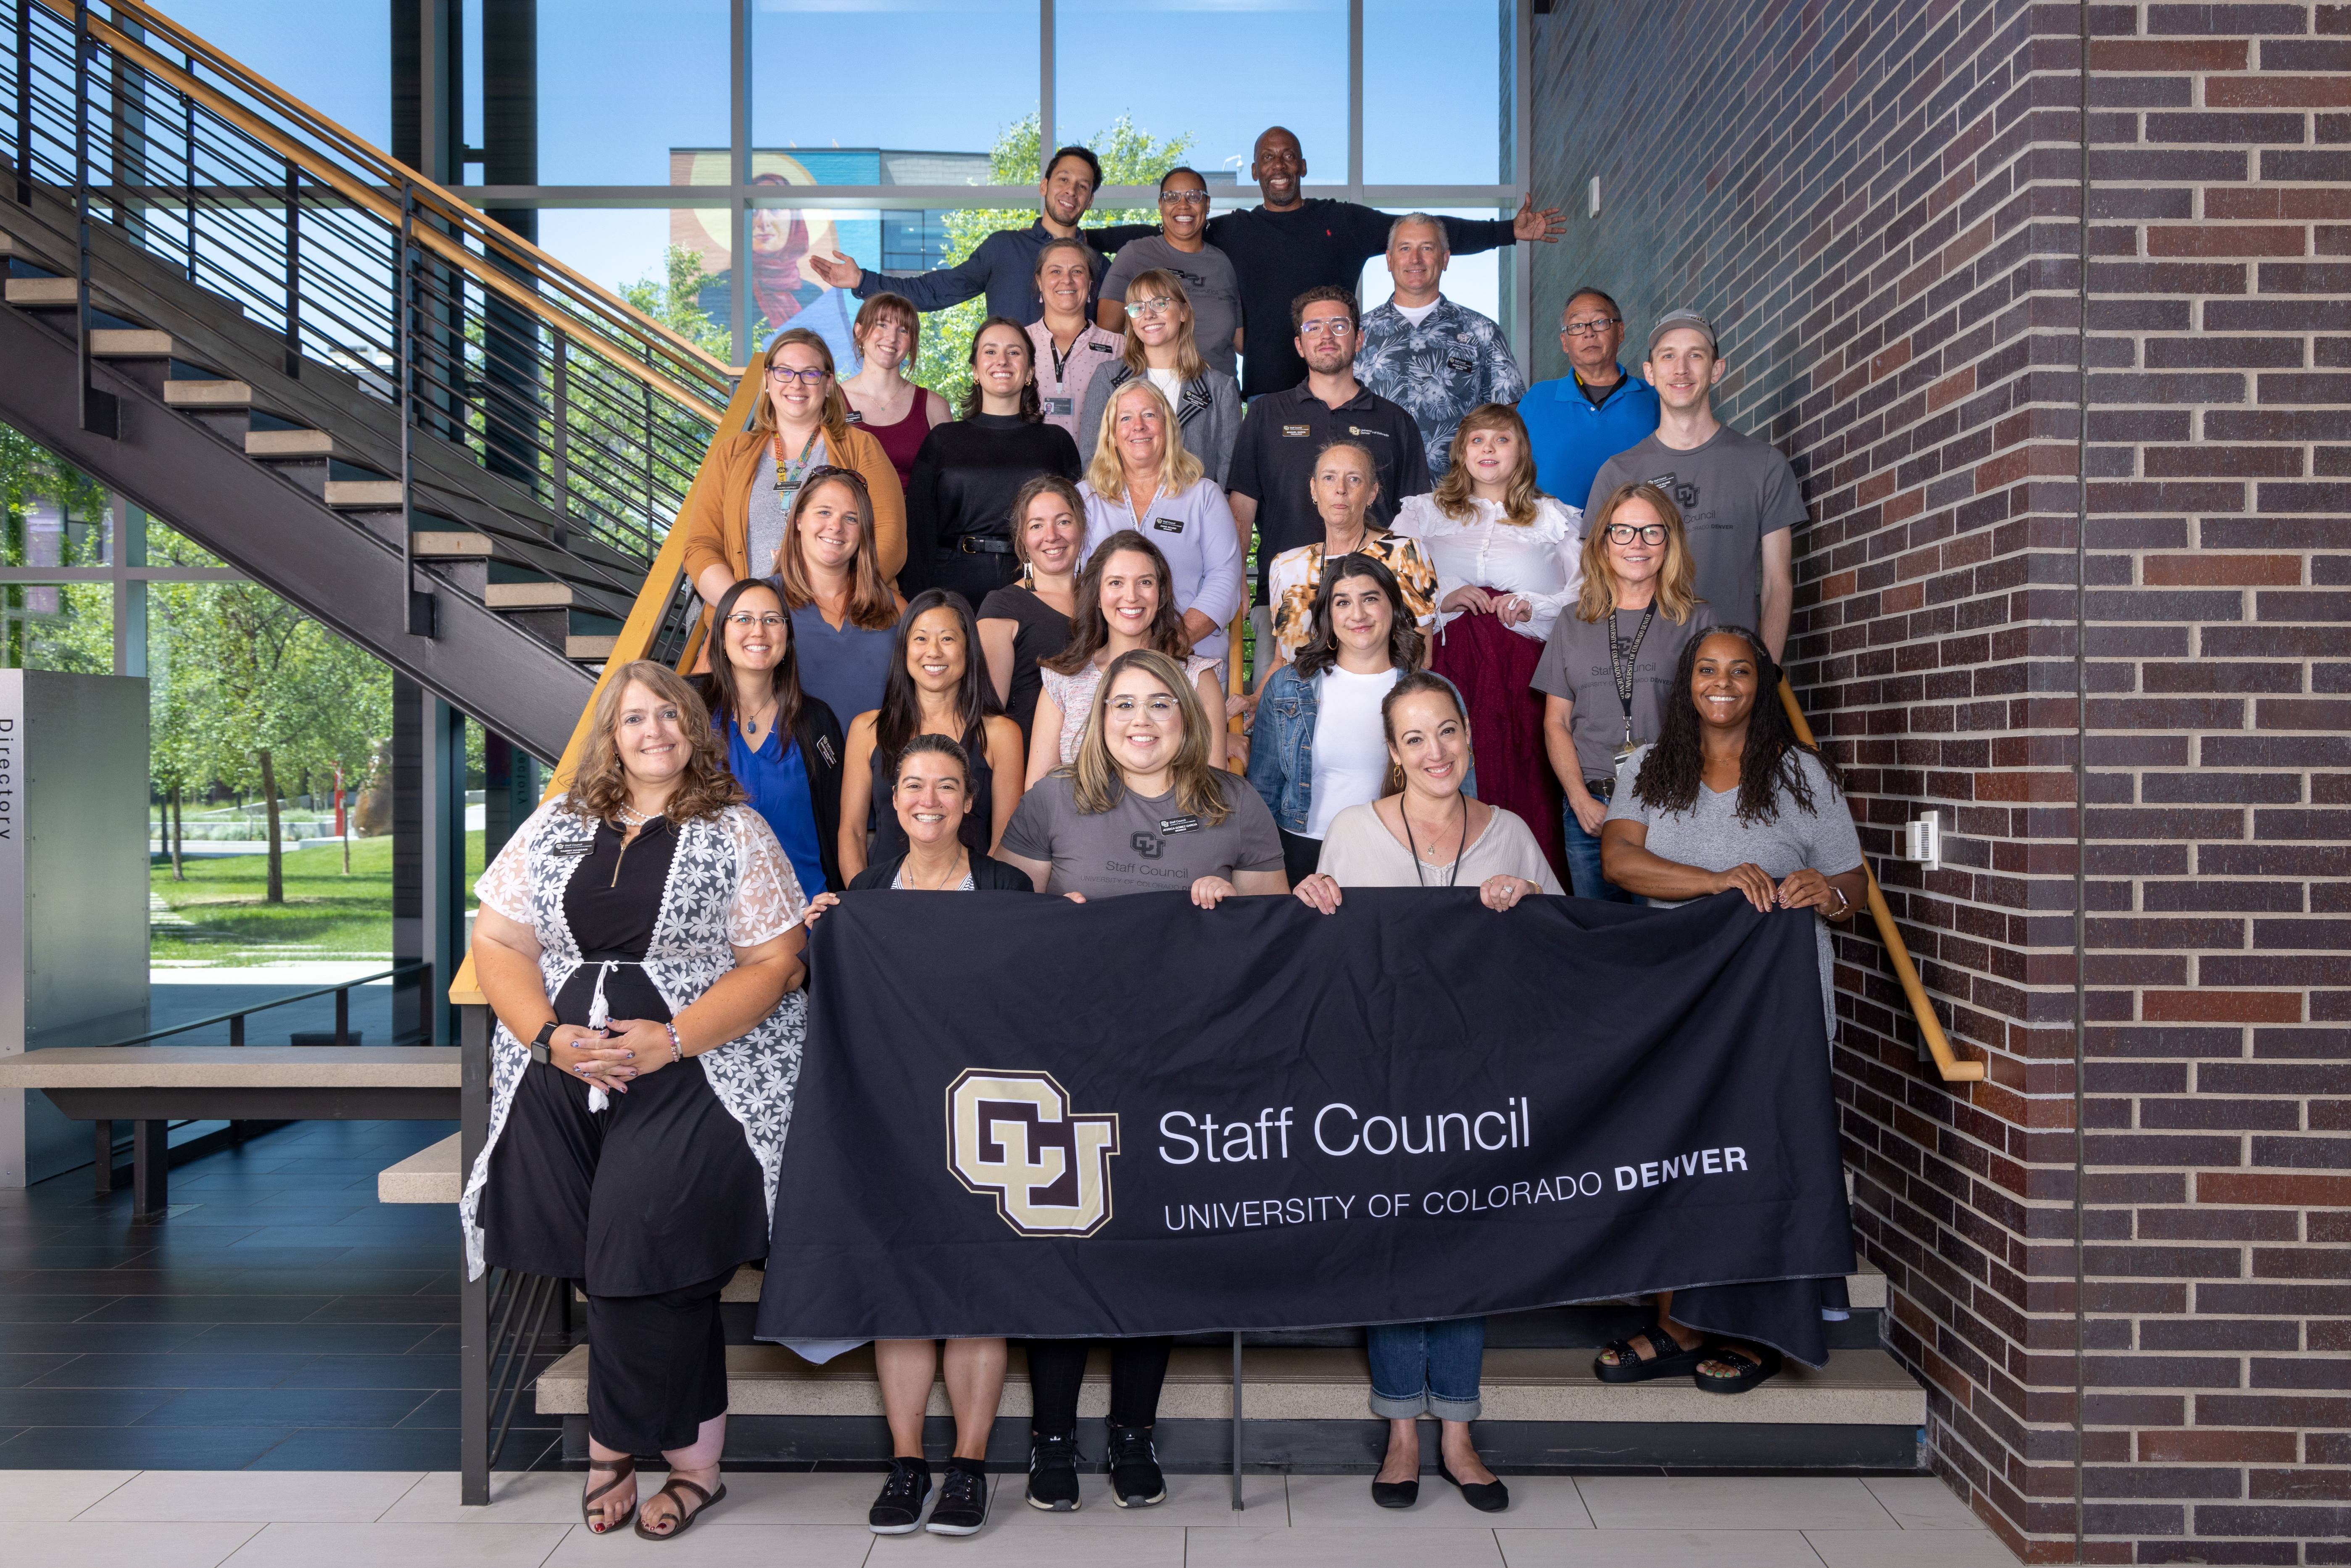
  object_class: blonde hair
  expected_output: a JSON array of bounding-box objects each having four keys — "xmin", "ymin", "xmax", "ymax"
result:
[
  {"xmin": 1064, "ymin": 648, "xmax": 1232, "ymax": 826},
  {"xmin": 1083, "ymin": 377, "xmax": 1204, "ymax": 501},
  {"xmin": 1575, "ymin": 481, "xmax": 1700, "ymax": 624},
  {"xmin": 1117, "ymin": 269, "xmax": 1207, "ymax": 383},
  {"xmin": 1431, "ymin": 403, "xmax": 1542, "ymax": 527},
  {"xmin": 749, "ymin": 328, "xmax": 855, "ymax": 453},
  {"xmin": 569, "ymin": 661, "xmax": 743, "ymax": 827}
]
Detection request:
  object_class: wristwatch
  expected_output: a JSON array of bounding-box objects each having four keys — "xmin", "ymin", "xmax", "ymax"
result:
[{"xmin": 529, "ymin": 1019, "xmax": 560, "ymax": 1066}]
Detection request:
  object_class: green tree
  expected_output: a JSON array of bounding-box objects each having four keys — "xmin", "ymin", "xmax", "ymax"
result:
[
  {"xmin": 620, "ymin": 245, "xmax": 734, "ymax": 361},
  {"xmin": 912, "ymin": 114, "xmax": 1194, "ymax": 408}
]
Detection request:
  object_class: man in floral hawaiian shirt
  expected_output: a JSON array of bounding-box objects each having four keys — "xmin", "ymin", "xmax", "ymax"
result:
[{"xmin": 1354, "ymin": 213, "xmax": 1527, "ymax": 481}]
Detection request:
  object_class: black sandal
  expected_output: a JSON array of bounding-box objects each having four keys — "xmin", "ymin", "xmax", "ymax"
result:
[
  {"xmin": 580, "ymin": 1455, "xmax": 635, "ymax": 1534},
  {"xmin": 1694, "ymin": 1343, "xmax": 1783, "ymax": 1394},
  {"xmin": 1593, "ymin": 1326, "xmax": 1705, "ymax": 1384},
  {"xmin": 633, "ymin": 1475, "xmax": 727, "ymax": 1540}
]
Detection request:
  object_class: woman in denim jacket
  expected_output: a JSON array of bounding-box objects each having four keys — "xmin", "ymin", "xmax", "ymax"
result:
[{"xmin": 1245, "ymin": 553, "xmax": 1425, "ymax": 886}]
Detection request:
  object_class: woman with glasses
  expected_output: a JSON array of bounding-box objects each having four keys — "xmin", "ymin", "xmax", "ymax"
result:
[
  {"xmin": 1077, "ymin": 379, "xmax": 1244, "ymax": 671},
  {"xmin": 836, "ymin": 588, "xmax": 1024, "ymax": 883},
  {"xmin": 775, "ymin": 467, "xmax": 906, "ymax": 738},
  {"xmin": 1097, "ymin": 167, "xmax": 1242, "ymax": 380},
  {"xmin": 903, "ymin": 317, "xmax": 1084, "ymax": 603},
  {"xmin": 1392, "ymin": 403, "xmax": 1584, "ymax": 884},
  {"xmin": 978, "ymin": 476, "xmax": 1083, "ymax": 746},
  {"xmin": 1026, "ymin": 530, "xmax": 1226, "ymax": 784},
  {"xmin": 996, "ymin": 648, "xmax": 1286, "ymax": 1513},
  {"xmin": 696, "ymin": 578, "xmax": 846, "ymax": 898},
  {"xmin": 1532, "ymin": 482, "xmax": 1714, "ymax": 901},
  {"xmin": 840, "ymin": 293, "xmax": 953, "ymax": 493},
  {"xmin": 1290, "ymin": 671, "xmax": 1555, "ymax": 1516},
  {"xmin": 1076, "ymin": 271, "xmax": 1242, "ymax": 485},
  {"xmin": 683, "ymin": 328, "xmax": 907, "ymax": 612}
]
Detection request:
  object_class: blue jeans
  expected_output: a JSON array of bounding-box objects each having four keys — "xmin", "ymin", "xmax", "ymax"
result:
[
  {"xmin": 1366, "ymin": 1318, "xmax": 1485, "ymax": 1421},
  {"xmin": 1564, "ymin": 799, "xmax": 1634, "ymax": 903}
]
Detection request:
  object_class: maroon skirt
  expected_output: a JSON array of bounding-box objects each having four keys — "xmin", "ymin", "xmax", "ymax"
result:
[{"xmin": 1430, "ymin": 598, "xmax": 1566, "ymax": 886}]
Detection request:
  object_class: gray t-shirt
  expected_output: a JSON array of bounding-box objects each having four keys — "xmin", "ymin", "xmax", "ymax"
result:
[
  {"xmin": 1603, "ymin": 745, "xmax": 1862, "ymax": 1040},
  {"xmin": 744, "ymin": 435, "xmax": 828, "ymax": 581},
  {"xmin": 1101, "ymin": 235, "xmax": 1243, "ymax": 380},
  {"xmin": 1530, "ymin": 602, "xmax": 1719, "ymax": 782},
  {"xmin": 1000, "ymin": 770, "xmax": 1284, "ymax": 899},
  {"xmin": 1585, "ymin": 425, "xmax": 1806, "ymax": 632}
]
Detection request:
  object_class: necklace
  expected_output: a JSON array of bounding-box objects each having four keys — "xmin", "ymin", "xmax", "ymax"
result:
[
  {"xmin": 901, "ymin": 848, "xmax": 969, "ymax": 892},
  {"xmin": 739, "ymin": 698, "xmax": 779, "ymax": 744},
  {"xmin": 1397, "ymin": 793, "xmax": 1467, "ymax": 889}
]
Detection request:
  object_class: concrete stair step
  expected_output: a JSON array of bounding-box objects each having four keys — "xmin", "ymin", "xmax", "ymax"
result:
[
  {"xmin": 91, "ymin": 328, "xmax": 174, "ymax": 356},
  {"xmin": 485, "ymin": 580, "xmax": 578, "ymax": 610},
  {"xmin": 565, "ymin": 634, "xmax": 619, "ymax": 661},
  {"xmin": 5, "ymin": 276, "xmax": 77, "ymax": 306},
  {"xmin": 377, "ymin": 1132, "xmax": 461, "ymax": 1204},
  {"xmin": 323, "ymin": 479, "xmax": 404, "ymax": 509},
  {"xmin": 163, "ymin": 379, "xmax": 253, "ymax": 408},
  {"xmin": 411, "ymin": 531, "xmax": 492, "ymax": 559},
  {"xmin": 245, "ymin": 427, "xmax": 337, "ymax": 458}
]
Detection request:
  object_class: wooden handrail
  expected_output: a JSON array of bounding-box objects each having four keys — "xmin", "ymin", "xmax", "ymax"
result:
[
  {"xmin": 40, "ymin": 2, "xmax": 730, "ymax": 424},
  {"xmin": 1777, "ymin": 678, "xmax": 1983, "ymax": 1083},
  {"xmin": 54, "ymin": 0, "xmax": 732, "ymax": 386}
]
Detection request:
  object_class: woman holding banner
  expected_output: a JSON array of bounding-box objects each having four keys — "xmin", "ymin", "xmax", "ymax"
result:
[
  {"xmin": 1291, "ymin": 670, "xmax": 1555, "ymax": 1513},
  {"xmin": 1595, "ymin": 625, "xmax": 1865, "ymax": 1394},
  {"xmin": 996, "ymin": 647, "xmax": 1287, "ymax": 1510},
  {"xmin": 461, "ymin": 663, "xmax": 808, "ymax": 1541}
]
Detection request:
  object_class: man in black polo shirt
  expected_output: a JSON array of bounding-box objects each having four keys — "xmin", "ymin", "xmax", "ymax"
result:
[{"xmin": 1228, "ymin": 286, "xmax": 1429, "ymax": 609}]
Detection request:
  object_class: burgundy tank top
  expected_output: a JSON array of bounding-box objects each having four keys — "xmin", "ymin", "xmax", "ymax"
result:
[{"xmin": 854, "ymin": 390, "xmax": 933, "ymax": 490}]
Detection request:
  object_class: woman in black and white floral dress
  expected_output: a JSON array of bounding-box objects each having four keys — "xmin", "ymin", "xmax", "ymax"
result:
[{"xmin": 461, "ymin": 661, "xmax": 808, "ymax": 1542}]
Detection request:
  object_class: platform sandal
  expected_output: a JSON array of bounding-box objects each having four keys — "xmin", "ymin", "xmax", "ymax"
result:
[
  {"xmin": 579, "ymin": 1455, "xmax": 635, "ymax": 1534},
  {"xmin": 1693, "ymin": 1343, "xmax": 1783, "ymax": 1394},
  {"xmin": 1592, "ymin": 1326, "xmax": 1705, "ymax": 1384}
]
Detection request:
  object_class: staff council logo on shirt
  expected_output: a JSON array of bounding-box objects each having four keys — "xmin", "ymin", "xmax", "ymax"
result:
[{"xmin": 947, "ymin": 1069, "xmax": 1122, "ymax": 1238}]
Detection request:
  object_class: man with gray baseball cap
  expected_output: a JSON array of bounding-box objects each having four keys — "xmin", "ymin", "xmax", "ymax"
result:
[{"xmin": 1583, "ymin": 310, "xmax": 1803, "ymax": 659}]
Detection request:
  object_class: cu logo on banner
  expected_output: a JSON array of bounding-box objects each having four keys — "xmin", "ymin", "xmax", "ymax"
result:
[{"xmin": 946, "ymin": 1070, "xmax": 1121, "ymax": 1238}]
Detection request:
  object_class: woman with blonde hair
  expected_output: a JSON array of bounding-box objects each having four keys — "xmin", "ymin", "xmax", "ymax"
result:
[
  {"xmin": 1392, "ymin": 403, "xmax": 1584, "ymax": 883},
  {"xmin": 462, "ymin": 661, "xmax": 809, "ymax": 1541},
  {"xmin": 681, "ymin": 327, "xmax": 907, "ymax": 609},
  {"xmin": 996, "ymin": 646, "xmax": 1285, "ymax": 1513},
  {"xmin": 840, "ymin": 293, "xmax": 953, "ymax": 491},
  {"xmin": 1533, "ymin": 480, "xmax": 1714, "ymax": 900},
  {"xmin": 1077, "ymin": 377, "xmax": 1244, "ymax": 669},
  {"xmin": 1075, "ymin": 269, "xmax": 1242, "ymax": 485},
  {"xmin": 773, "ymin": 466, "xmax": 906, "ymax": 734},
  {"xmin": 1027, "ymin": 529, "xmax": 1224, "ymax": 783}
]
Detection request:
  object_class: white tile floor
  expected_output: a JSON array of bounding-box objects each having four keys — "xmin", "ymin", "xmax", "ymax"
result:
[{"xmin": 0, "ymin": 1470, "xmax": 2018, "ymax": 1568}]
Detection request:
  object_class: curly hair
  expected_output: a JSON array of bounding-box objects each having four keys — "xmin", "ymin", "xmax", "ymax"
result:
[
  {"xmin": 1629, "ymin": 625, "xmax": 1839, "ymax": 825},
  {"xmin": 1042, "ymin": 529, "xmax": 1186, "ymax": 675},
  {"xmin": 1431, "ymin": 404, "xmax": 1542, "ymax": 527},
  {"xmin": 1066, "ymin": 648, "xmax": 1233, "ymax": 826},
  {"xmin": 1292, "ymin": 552, "xmax": 1423, "ymax": 680},
  {"xmin": 956, "ymin": 316, "xmax": 1045, "ymax": 422},
  {"xmin": 569, "ymin": 661, "xmax": 743, "ymax": 827}
]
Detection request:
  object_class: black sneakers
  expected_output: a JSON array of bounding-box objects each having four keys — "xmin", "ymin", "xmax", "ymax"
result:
[
  {"xmin": 1107, "ymin": 1423, "xmax": 1167, "ymax": 1508},
  {"xmin": 867, "ymin": 1456, "xmax": 930, "ymax": 1534},
  {"xmin": 1026, "ymin": 1430, "xmax": 1082, "ymax": 1511},
  {"xmin": 926, "ymin": 1458, "xmax": 989, "ymax": 1535}
]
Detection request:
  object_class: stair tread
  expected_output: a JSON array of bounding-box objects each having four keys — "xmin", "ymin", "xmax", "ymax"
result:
[
  {"xmin": 411, "ymin": 531, "xmax": 493, "ymax": 558},
  {"xmin": 163, "ymin": 379, "xmax": 253, "ymax": 406},
  {"xmin": 91, "ymin": 328, "xmax": 173, "ymax": 355},
  {"xmin": 245, "ymin": 428, "xmax": 336, "ymax": 456},
  {"xmin": 486, "ymin": 581, "xmax": 575, "ymax": 608},
  {"xmin": 5, "ymin": 277, "xmax": 78, "ymax": 305},
  {"xmin": 322, "ymin": 480, "xmax": 404, "ymax": 506},
  {"xmin": 565, "ymin": 635, "xmax": 619, "ymax": 658}
]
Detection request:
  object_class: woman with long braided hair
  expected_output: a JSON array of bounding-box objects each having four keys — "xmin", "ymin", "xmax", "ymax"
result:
[{"xmin": 1592, "ymin": 625, "xmax": 1867, "ymax": 1396}]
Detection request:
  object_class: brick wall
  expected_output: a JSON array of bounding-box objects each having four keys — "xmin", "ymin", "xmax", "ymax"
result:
[{"xmin": 1531, "ymin": 1, "xmax": 2348, "ymax": 1561}]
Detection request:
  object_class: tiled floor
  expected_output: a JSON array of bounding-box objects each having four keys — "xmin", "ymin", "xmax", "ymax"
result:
[
  {"xmin": 0, "ymin": 1469, "xmax": 2016, "ymax": 1566},
  {"xmin": 0, "ymin": 1118, "xmax": 536, "ymax": 1470}
]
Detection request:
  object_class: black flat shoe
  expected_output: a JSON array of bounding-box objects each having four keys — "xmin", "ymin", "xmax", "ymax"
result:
[
  {"xmin": 1437, "ymin": 1458, "xmax": 1508, "ymax": 1513},
  {"xmin": 1371, "ymin": 1476, "xmax": 1420, "ymax": 1509}
]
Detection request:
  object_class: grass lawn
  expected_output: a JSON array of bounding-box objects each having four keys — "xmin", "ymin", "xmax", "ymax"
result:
[{"xmin": 151, "ymin": 830, "xmax": 486, "ymax": 966}]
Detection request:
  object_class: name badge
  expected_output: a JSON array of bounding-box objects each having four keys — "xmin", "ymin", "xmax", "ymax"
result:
[
  {"xmin": 1447, "ymin": 353, "xmax": 1475, "ymax": 372},
  {"xmin": 1045, "ymin": 396, "xmax": 1073, "ymax": 416},
  {"xmin": 1282, "ymin": 424, "xmax": 1311, "ymax": 438},
  {"xmin": 1159, "ymin": 815, "xmax": 1204, "ymax": 835},
  {"xmin": 552, "ymin": 838, "xmax": 595, "ymax": 857},
  {"xmin": 1151, "ymin": 516, "xmax": 1186, "ymax": 534},
  {"xmin": 1087, "ymin": 340, "xmax": 1116, "ymax": 353}
]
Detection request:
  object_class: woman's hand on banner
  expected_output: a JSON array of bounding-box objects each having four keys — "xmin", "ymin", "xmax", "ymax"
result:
[
  {"xmin": 1479, "ymin": 875, "xmax": 1540, "ymax": 912},
  {"xmin": 1191, "ymin": 876, "xmax": 1240, "ymax": 909},
  {"xmin": 1709, "ymin": 862, "xmax": 1778, "ymax": 912},
  {"xmin": 803, "ymin": 892, "xmax": 841, "ymax": 927},
  {"xmin": 1293, "ymin": 873, "xmax": 1343, "ymax": 914},
  {"xmin": 1774, "ymin": 867, "xmax": 1853, "ymax": 920}
]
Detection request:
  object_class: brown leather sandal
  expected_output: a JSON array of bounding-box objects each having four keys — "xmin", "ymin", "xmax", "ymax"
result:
[
  {"xmin": 580, "ymin": 1455, "xmax": 635, "ymax": 1534},
  {"xmin": 633, "ymin": 1474, "xmax": 726, "ymax": 1540}
]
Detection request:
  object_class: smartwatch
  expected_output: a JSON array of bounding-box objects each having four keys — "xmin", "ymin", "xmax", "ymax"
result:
[{"xmin": 529, "ymin": 1019, "xmax": 560, "ymax": 1067}]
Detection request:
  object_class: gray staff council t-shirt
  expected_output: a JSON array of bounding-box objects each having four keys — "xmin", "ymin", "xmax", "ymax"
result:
[
  {"xmin": 1584, "ymin": 425, "xmax": 1807, "ymax": 632},
  {"xmin": 1602, "ymin": 744, "xmax": 1862, "ymax": 1041},
  {"xmin": 1530, "ymin": 601, "xmax": 1719, "ymax": 782},
  {"xmin": 1000, "ymin": 770, "xmax": 1284, "ymax": 900},
  {"xmin": 1101, "ymin": 235, "xmax": 1243, "ymax": 380}
]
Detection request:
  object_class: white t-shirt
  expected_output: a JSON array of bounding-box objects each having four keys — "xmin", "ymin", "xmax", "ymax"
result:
[
  {"xmin": 1392, "ymin": 299, "xmax": 1443, "ymax": 327},
  {"xmin": 1147, "ymin": 366, "xmax": 1183, "ymax": 400},
  {"xmin": 1305, "ymin": 665, "xmax": 1401, "ymax": 839}
]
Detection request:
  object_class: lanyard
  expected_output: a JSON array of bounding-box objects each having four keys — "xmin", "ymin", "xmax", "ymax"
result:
[
  {"xmin": 1400, "ymin": 794, "xmax": 1467, "ymax": 889},
  {"xmin": 1045, "ymin": 331, "xmax": 1079, "ymax": 387},
  {"xmin": 1605, "ymin": 601, "xmax": 1658, "ymax": 752},
  {"xmin": 771, "ymin": 428, "xmax": 822, "ymax": 501}
]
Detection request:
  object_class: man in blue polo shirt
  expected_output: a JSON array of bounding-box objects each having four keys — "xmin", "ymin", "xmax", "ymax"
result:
[{"xmin": 1518, "ymin": 287, "xmax": 1659, "ymax": 509}]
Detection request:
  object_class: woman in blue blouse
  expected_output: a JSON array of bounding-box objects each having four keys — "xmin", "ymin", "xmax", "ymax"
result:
[{"xmin": 696, "ymin": 577, "xmax": 846, "ymax": 896}]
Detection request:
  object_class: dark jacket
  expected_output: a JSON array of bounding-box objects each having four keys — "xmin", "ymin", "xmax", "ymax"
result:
[
  {"xmin": 847, "ymin": 852, "xmax": 1037, "ymax": 893},
  {"xmin": 695, "ymin": 678, "xmax": 849, "ymax": 893},
  {"xmin": 853, "ymin": 219, "xmax": 1156, "ymax": 327}
]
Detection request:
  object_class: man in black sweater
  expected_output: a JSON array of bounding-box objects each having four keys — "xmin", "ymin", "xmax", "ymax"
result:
[{"xmin": 1199, "ymin": 126, "xmax": 1566, "ymax": 399}]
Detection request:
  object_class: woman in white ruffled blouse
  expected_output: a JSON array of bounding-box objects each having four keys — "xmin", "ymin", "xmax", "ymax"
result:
[{"xmin": 1392, "ymin": 403, "xmax": 1584, "ymax": 882}]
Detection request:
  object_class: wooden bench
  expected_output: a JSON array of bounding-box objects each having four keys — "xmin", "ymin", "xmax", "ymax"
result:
[{"xmin": 0, "ymin": 1046, "xmax": 462, "ymax": 1214}]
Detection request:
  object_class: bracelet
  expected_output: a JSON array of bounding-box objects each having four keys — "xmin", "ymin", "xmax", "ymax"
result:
[
  {"xmin": 1829, "ymin": 886, "xmax": 1852, "ymax": 919},
  {"xmin": 664, "ymin": 1022, "xmax": 683, "ymax": 1063}
]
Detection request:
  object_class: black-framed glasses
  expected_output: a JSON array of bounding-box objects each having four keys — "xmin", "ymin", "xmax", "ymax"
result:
[
  {"xmin": 1606, "ymin": 523, "xmax": 1668, "ymax": 545},
  {"xmin": 1563, "ymin": 316, "xmax": 1622, "ymax": 339},
  {"xmin": 767, "ymin": 364, "xmax": 827, "ymax": 383}
]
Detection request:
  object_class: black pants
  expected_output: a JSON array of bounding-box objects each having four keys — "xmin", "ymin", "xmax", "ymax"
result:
[
  {"xmin": 1024, "ymin": 1337, "xmax": 1173, "ymax": 1435},
  {"xmin": 588, "ymin": 1268, "xmax": 735, "ymax": 1455},
  {"xmin": 1278, "ymin": 828, "xmax": 1323, "ymax": 888},
  {"xmin": 926, "ymin": 548, "xmax": 1018, "ymax": 607}
]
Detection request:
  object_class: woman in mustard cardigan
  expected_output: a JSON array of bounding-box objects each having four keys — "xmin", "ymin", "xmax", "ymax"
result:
[{"xmin": 681, "ymin": 328, "xmax": 909, "ymax": 604}]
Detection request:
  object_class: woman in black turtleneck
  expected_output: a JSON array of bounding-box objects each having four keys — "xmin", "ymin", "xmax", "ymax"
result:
[{"xmin": 901, "ymin": 316, "xmax": 1084, "ymax": 605}]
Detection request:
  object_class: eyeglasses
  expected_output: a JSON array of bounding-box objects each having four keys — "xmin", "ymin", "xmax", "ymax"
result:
[
  {"xmin": 1106, "ymin": 694, "xmax": 1181, "ymax": 716},
  {"xmin": 1605, "ymin": 523, "xmax": 1668, "ymax": 545},
  {"xmin": 1128, "ymin": 297, "xmax": 1178, "ymax": 317},
  {"xmin": 1298, "ymin": 318, "xmax": 1353, "ymax": 338},
  {"xmin": 1160, "ymin": 190, "xmax": 1211, "ymax": 207},
  {"xmin": 1562, "ymin": 316, "xmax": 1621, "ymax": 339},
  {"xmin": 725, "ymin": 611, "xmax": 787, "ymax": 628},
  {"xmin": 767, "ymin": 365, "xmax": 827, "ymax": 383}
]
